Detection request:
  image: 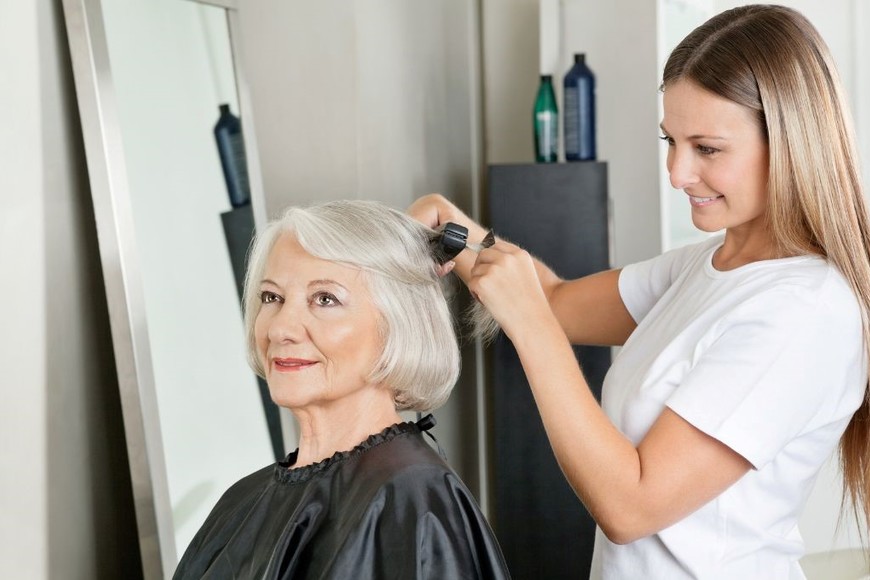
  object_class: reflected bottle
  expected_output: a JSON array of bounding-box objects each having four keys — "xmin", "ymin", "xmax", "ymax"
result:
[
  {"xmin": 533, "ymin": 75, "xmax": 559, "ymax": 163},
  {"xmin": 563, "ymin": 53, "xmax": 596, "ymax": 161},
  {"xmin": 214, "ymin": 104, "xmax": 251, "ymax": 208}
]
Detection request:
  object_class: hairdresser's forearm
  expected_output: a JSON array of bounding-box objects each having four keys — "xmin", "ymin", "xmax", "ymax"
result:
[
  {"xmin": 508, "ymin": 315, "xmax": 650, "ymax": 543},
  {"xmin": 420, "ymin": 193, "xmax": 630, "ymax": 343}
]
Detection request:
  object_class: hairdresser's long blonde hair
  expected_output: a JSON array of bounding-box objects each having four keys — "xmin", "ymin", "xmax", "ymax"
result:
[{"xmin": 663, "ymin": 4, "xmax": 870, "ymax": 532}]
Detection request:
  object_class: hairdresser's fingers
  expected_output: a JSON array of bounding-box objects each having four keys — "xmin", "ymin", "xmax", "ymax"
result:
[
  {"xmin": 469, "ymin": 242, "xmax": 524, "ymax": 281},
  {"xmin": 470, "ymin": 248, "xmax": 532, "ymax": 286},
  {"xmin": 407, "ymin": 193, "xmax": 455, "ymax": 230},
  {"xmin": 471, "ymin": 240, "xmax": 522, "ymax": 265},
  {"xmin": 468, "ymin": 246, "xmax": 550, "ymax": 337}
]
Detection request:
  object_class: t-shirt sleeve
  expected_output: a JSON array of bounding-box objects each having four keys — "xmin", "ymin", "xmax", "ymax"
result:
[
  {"xmin": 665, "ymin": 284, "xmax": 865, "ymax": 469},
  {"xmin": 619, "ymin": 240, "xmax": 713, "ymax": 323}
]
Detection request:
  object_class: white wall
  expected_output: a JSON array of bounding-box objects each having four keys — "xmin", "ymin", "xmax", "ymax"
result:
[
  {"xmin": 481, "ymin": 0, "xmax": 540, "ymax": 165},
  {"xmin": 238, "ymin": 0, "xmax": 482, "ymax": 216},
  {"xmin": 0, "ymin": 0, "xmax": 140, "ymax": 577},
  {"xmin": 1, "ymin": 2, "xmax": 48, "ymax": 575}
]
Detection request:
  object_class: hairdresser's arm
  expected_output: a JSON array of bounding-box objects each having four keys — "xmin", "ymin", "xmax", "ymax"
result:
[
  {"xmin": 407, "ymin": 193, "xmax": 636, "ymax": 346},
  {"xmin": 470, "ymin": 241, "xmax": 752, "ymax": 544}
]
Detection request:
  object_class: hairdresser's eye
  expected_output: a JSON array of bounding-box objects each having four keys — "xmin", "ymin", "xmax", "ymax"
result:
[
  {"xmin": 659, "ymin": 134, "xmax": 675, "ymax": 146},
  {"xmin": 312, "ymin": 292, "xmax": 340, "ymax": 307},
  {"xmin": 696, "ymin": 144, "xmax": 720, "ymax": 156},
  {"xmin": 260, "ymin": 291, "xmax": 282, "ymax": 305}
]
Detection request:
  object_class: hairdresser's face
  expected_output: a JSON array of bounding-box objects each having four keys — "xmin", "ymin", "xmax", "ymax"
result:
[
  {"xmin": 254, "ymin": 234, "xmax": 385, "ymax": 412},
  {"xmin": 661, "ymin": 80, "xmax": 770, "ymax": 238}
]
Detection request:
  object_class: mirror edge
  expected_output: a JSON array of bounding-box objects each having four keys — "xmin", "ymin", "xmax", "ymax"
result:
[{"xmin": 62, "ymin": 0, "xmax": 188, "ymax": 576}]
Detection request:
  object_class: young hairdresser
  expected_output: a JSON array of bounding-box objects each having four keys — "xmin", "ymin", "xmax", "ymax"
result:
[{"xmin": 409, "ymin": 5, "xmax": 870, "ymax": 578}]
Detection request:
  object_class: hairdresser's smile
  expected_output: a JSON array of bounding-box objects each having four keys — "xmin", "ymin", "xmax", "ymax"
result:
[{"xmin": 687, "ymin": 193, "xmax": 725, "ymax": 207}]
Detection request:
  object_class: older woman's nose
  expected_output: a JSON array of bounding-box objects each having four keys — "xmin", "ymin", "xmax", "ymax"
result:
[
  {"xmin": 267, "ymin": 303, "xmax": 306, "ymax": 343},
  {"xmin": 667, "ymin": 146, "xmax": 700, "ymax": 190}
]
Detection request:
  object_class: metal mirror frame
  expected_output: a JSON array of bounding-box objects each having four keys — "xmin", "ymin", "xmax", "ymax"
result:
[{"xmin": 61, "ymin": 0, "xmax": 267, "ymax": 576}]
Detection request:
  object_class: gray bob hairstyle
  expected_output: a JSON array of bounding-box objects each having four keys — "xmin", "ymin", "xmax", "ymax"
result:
[{"xmin": 242, "ymin": 199, "xmax": 460, "ymax": 412}]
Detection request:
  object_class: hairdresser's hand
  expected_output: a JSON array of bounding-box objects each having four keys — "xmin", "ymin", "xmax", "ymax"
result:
[
  {"xmin": 468, "ymin": 241, "xmax": 554, "ymax": 339},
  {"xmin": 407, "ymin": 193, "xmax": 458, "ymax": 230},
  {"xmin": 407, "ymin": 194, "xmax": 488, "ymax": 282},
  {"xmin": 408, "ymin": 194, "xmax": 459, "ymax": 276}
]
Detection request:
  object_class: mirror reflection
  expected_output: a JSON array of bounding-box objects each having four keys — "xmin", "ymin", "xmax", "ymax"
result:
[{"xmin": 100, "ymin": 0, "xmax": 276, "ymax": 558}]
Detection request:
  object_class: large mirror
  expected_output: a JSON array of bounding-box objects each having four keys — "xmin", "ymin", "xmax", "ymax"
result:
[{"xmin": 62, "ymin": 0, "xmax": 282, "ymax": 576}]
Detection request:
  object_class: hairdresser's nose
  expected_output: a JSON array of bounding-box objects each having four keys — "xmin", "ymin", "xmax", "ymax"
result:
[{"xmin": 667, "ymin": 144, "xmax": 700, "ymax": 190}]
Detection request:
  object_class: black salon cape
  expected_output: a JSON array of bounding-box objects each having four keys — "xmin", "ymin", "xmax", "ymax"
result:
[{"xmin": 174, "ymin": 418, "xmax": 510, "ymax": 579}]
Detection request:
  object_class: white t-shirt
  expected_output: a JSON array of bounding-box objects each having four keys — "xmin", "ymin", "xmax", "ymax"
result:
[{"xmin": 590, "ymin": 236, "xmax": 866, "ymax": 580}]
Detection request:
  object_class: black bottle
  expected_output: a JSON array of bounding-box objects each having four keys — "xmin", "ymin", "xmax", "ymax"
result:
[{"xmin": 214, "ymin": 104, "xmax": 251, "ymax": 208}]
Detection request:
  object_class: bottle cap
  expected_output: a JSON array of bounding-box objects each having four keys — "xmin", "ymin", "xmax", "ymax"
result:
[
  {"xmin": 574, "ymin": 53, "xmax": 585, "ymax": 64},
  {"xmin": 541, "ymin": 74, "xmax": 552, "ymax": 81}
]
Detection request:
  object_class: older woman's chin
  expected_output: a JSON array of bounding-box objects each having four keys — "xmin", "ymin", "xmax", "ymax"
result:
[{"xmin": 265, "ymin": 380, "xmax": 399, "ymax": 417}]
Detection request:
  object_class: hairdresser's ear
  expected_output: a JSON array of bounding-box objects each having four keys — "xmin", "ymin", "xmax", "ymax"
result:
[{"xmin": 435, "ymin": 261, "xmax": 456, "ymax": 278}]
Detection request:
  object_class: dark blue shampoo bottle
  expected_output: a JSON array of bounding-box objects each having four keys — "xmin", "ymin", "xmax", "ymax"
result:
[
  {"xmin": 214, "ymin": 104, "xmax": 251, "ymax": 207},
  {"xmin": 563, "ymin": 53, "xmax": 596, "ymax": 161}
]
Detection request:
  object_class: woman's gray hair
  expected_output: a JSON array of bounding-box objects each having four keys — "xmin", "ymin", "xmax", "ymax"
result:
[{"xmin": 243, "ymin": 199, "xmax": 460, "ymax": 412}]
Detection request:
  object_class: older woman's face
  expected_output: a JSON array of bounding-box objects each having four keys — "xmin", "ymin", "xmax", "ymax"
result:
[{"xmin": 254, "ymin": 234, "xmax": 384, "ymax": 411}]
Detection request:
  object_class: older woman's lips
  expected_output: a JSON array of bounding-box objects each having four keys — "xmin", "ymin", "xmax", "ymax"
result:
[{"xmin": 272, "ymin": 358, "xmax": 317, "ymax": 372}]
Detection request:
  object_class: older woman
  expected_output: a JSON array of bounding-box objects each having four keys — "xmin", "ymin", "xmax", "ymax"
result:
[{"xmin": 173, "ymin": 200, "xmax": 509, "ymax": 579}]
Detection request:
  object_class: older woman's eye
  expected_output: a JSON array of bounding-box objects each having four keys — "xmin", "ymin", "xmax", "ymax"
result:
[
  {"xmin": 260, "ymin": 291, "xmax": 281, "ymax": 304},
  {"xmin": 312, "ymin": 292, "xmax": 339, "ymax": 307}
]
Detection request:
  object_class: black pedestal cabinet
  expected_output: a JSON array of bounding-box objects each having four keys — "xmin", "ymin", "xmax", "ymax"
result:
[{"xmin": 487, "ymin": 162, "xmax": 611, "ymax": 579}]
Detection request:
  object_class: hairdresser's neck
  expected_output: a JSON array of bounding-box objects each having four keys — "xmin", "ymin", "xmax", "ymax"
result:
[
  {"xmin": 714, "ymin": 223, "xmax": 778, "ymax": 271},
  {"xmin": 290, "ymin": 387, "xmax": 402, "ymax": 468}
]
